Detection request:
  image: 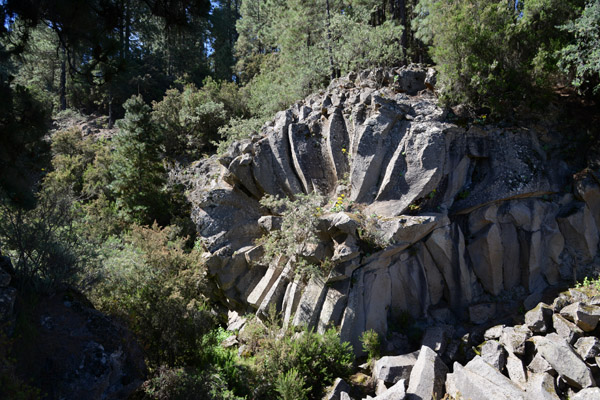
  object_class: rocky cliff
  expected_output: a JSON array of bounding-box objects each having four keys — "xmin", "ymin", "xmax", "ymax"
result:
[{"xmin": 180, "ymin": 65, "xmax": 600, "ymax": 354}]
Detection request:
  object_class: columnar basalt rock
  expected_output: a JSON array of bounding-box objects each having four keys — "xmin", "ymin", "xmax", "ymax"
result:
[{"xmin": 179, "ymin": 65, "xmax": 600, "ymax": 356}]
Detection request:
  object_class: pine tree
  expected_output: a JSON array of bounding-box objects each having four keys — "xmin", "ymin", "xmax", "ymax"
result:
[{"xmin": 110, "ymin": 95, "xmax": 169, "ymax": 225}]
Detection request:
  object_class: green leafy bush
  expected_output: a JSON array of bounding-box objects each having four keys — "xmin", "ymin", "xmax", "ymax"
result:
[
  {"xmin": 141, "ymin": 365, "xmax": 243, "ymax": 400},
  {"xmin": 258, "ymin": 193, "xmax": 323, "ymax": 277},
  {"xmin": 360, "ymin": 329, "xmax": 381, "ymax": 362},
  {"xmin": 275, "ymin": 368, "xmax": 309, "ymax": 400},
  {"xmin": 91, "ymin": 223, "xmax": 213, "ymax": 367},
  {"xmin": 251, "ymin": 325, "xmax": 354, "ymax": 400}
]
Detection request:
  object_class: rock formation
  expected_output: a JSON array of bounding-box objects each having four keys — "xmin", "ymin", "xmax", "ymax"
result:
[{"xmin": 180, "ymin": 64, "xmax": 600, "ymax": 355}]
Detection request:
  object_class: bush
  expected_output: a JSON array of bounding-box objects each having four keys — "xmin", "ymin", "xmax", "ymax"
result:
[
  {"xmin": 258, "ymin": 193, "xmax": 323, "ymax": 277},
  {"xmin": 0, "ymin": 182, "xmax": 86, "ymax": 292},
  {"xmin": 90, "ymin": 223, "xmax": 214, "ymax": 367},
  {"xmin": 360, "ymin": 329, "xmax": 381, "ymax": 362},
  {"xmin": 251, "ymin": 323, "xmax": 354, "ymax": 400},
  {"xmin": 141, "ymin": 365, "xmax": 243, "ymax": 400},
  {"xmin": 275, "ymin": 368, "xmax": 309, "ymax": 400}
]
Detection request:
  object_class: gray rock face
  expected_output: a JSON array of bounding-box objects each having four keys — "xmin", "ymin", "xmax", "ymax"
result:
[
  {"xmin": 531, "ymin": 334, "xmax": 595, "ymax": 389},
  {"xmin": 373, "ymin": 351, "xmax": 419, "ymax": 384},
  {"xmin": 446, "ymin": 356, "xmax": 527, "ymax": 400},
  {"xmin": 181, "ymin": 65, "xmax": 597, "ymax": 351},
  {"xmin": 406, "ymin": 346, "xmax": 448, "ymax": 400}
]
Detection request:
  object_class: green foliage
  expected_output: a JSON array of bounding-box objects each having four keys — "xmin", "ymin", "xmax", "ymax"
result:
[
  {"xmin": 236, "ymin": 0, "xmax": 406, "ymax": 119},
  {"xmin": 360, "ymin": 329, "xmax": 381, "ymax": 361},
  {"xmin": 216, "ymin": 116, "xmax": 264, "ymax": 156},
  {"xmin": 250, "ymin": 324, "xmax": 354, "ymax": 399},
  {"xmin": 258, "ymin": 193, "xmax": 323, "ymax": 277},
  {"xmin": 413, "ymin": 0, "xmax": 585, "ymax": 114},
  {"xmin": 357, "ymin": 214, "xmax": 390, "ymax": 250},
  {"xmin": 111, "ymin": 95, "xmax": 170, "ymax": 225},
  {"xmin": 152, "ymin": 83, "xmax": 229, "ymax": 158},
  {"xmin": 90, "ymin": 223, "xmax": 213, "ymax": 367},
  {"xmin": 141, "ymin": 365, "xmax": 244, "ymax": 400},
  {"xmin": 330, "ymin": 6, "xmax": 404, "ymax": 72},
  {"xmin": 0, "ymin": 182, "xmax": 85, "ymax": 292},
  {"xmin": 558, "ymin": 0, "xmax": 600, "ymax": 95},
  {"xmin": 275, "ymin": 368, "xmax": 310, "ymax": 400}
]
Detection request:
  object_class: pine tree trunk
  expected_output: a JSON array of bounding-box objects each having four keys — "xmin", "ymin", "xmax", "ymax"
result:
[
  {"xmin": 325, "ymin": 0, "xmax": 335, "ymax": 80},
  {"xmin": 60, "ymin": 46, "xmax": 67, "ymax": 111}
]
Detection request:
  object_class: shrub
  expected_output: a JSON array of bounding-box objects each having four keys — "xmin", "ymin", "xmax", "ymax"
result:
[
  {"xmin": 275, "ymin": 368, "xmax": 309, "ymax": 400},
  {"xmin": 90, "ymin": 223, "xmax": 214, "ymax": 367},
  {"xmin": 141, "ymin": 365, "xmax": 243, "ymax": 400},
  {"xmin": 360, "ymin": 329, "xmax": 381, "ymax": 362},
  {"xmin": 258, "ymin": 193, "xmax": 324, "ymax": 277},
  {"xmin": 252, "ymin": 324, "xmax": 354, "ymax": 400},
  {"xmin": 0, "ymin": 182, "xmax": 86, "ymax": 292}
]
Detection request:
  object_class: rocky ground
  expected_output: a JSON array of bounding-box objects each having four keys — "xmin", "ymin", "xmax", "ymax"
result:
[
  {"xmin": 0, "ymin": 255, "xmax": 146, "ymax": 399},
  {"xmin": 319, "ymin": 280, "xmax": 600, "ymax": 399}
]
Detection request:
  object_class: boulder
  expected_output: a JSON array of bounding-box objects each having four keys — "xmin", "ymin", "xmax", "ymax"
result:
[
  {"xmin": 506, "ymin": 352, "xmax": 528, "ymax": 388},
  {"xmin": 572, "ymin": 387, "xmax": 600, "ymax": 400},
  {"xmin": 446, "ymin": 357, "xmax": 527, "ymax": 400},
  {"xmin": 524, "ymin": 302, "xmax": 553, "ymax": 334},
  {"xmin": 527, "ymin": 353, "xmax": 554, "ymax": 375},
  {"xmin": 324, "ymin": 378, "xmax": 351, "ymax": 400},
  {"xmin": 421, "ymin": 325, "xmax": 452, "ymax": 355},
  {"xmin": 500, "ymin": 325, "xmax": 532, "ymax": 357},
  {"xmin": 373, "ymin": 379, "xmax": 406, "ymax": 400},
  {"xmin": 406, "ymin": 346, "xmax": 448, "ymax": 400},
  {"xmin": 480, "ymin": 340, "xmax": 507, "ymax": 371},
  {"xmin": 373, "ymin": 351, "xmax": 419, "ymax": 384},
  {"xmin": 560, "ymin": 302, "xmax": 600, "ymax": 332},
  {"xmin": 0, "ymin": 286, "xmax": 17, "ymax": 322},
  {"xmin": 552, "ymin": 313, "xmax": 584, "ymax": 344},
  {"xmin": 525, "ymin": 372, "xmax": 561, "ymax": 400},
  {"xmin": 484, "ymin": 325, "xmax": 505, "ymax": 341},
  {"xmin": 574, "ymin": 337, "xmax": 600, "ymax": 360},
  {"xmin": 531, "ymin": 334, "xmax": 595, "ymax": 389}
]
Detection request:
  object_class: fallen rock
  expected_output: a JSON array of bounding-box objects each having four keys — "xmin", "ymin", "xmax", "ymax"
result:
[
  {"xmin": 373, "ymin": 351, "xmax": 419, "ymax": 384},
  {"xmin": 484, "ymin": 324, "xmax": 505, "ymax": 341},
  {"xmin": 500, "ymin": 325, "xmax": 532, "ymax": 356},
  {"xmin": 480, "ymin": 340, "xmax": 507, "ymax": 371},
  {"xmin": 406, "ymin": 346, "xmax": 448, "ymax": 400},
  {"xmin": 560, "ymin": 302, "xmax": 600, "ymax": 332},
  {"xmin": 421, "ymin": 325, "xmax": 452, "ymax": 355},
  {"xmin": 574, "ymin": 337, "xmax": 600, "ymax": 360},
  {"xmin": 373, "ymin": 379, "xmax": 406, "ymax": 400},
  {"xmin": 531, "ymin": 334, "xmax": 595, "ymax": 389},
  {"xmin": 524, "ymin": 302, "xmax": 553, "ymax": 334},
  {"xmin": 525, "ymin": 372, "xmax": 560, "ymax": 400},
  {"xmin": 506, "ymin": 352, "xmax": 528, "ymax": 388},
  {"xmin": 553, "ymin": 313, "xmax": 584, "ymax": 344},
  {"xmin": 446, "ymin": 356, "xmax": 527, "ymax": 400},
  {"xmin": 324, "ymin": 378, "xmax": 352, "ymax": 400},
  {"xmin": 527, "ymin": 353, "xmax": 554, "ymax": 375},
  {"xmin": 571, "ymin": 387, "xmax": 600, "ymax": 400}
]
